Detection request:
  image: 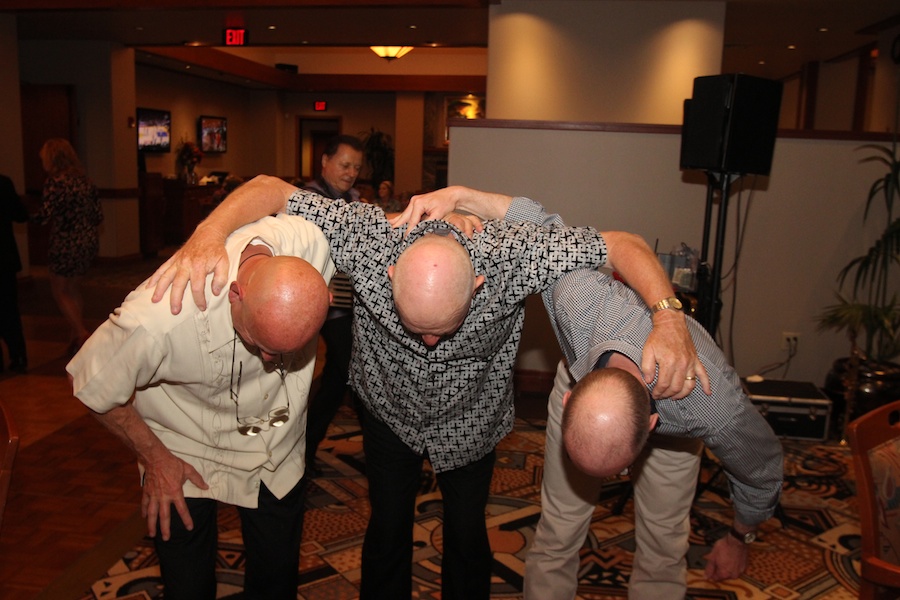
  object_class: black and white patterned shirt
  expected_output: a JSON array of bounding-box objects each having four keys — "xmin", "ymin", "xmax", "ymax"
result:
[
  {"xmin": 286, "ymin": 190, "xmax": 607, "ymax": 471},
  {"xmin": 543, "ymin": 270, "xmax": 783, "ymax": 525}
]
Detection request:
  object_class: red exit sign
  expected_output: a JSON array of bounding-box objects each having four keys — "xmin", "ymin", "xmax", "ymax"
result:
[{"xmin": 223, "ymin": 28, "xmax": 247, "ymax": 46}]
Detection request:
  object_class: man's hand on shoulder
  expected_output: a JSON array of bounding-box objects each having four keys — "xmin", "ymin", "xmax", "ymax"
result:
[
  {"xmin": 642, "ymin": 309, "xmax": 711, "ymax": 399},
  {"xmin": 390, "ymin": 186, "xmax": 468, "ymax": 234},
  {"xmin": 147, "ymin": 222, "xmax": 231, "ymax": 314},
  {"xmin": 389, "ymin": 186, "xmax": 512, "ymax": 235},
  {"xmin": 443, "ymin": 213, "xmax": 484, "ymax": 239}
]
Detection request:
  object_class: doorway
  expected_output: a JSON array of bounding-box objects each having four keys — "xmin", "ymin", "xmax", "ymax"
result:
[
  {"xmin": 20, "ymin": 83, "xmax": 77, "ymax": 266},
  {"xmin": 298, "ymin": 117, "xmax": 341, "ymax": 183}
]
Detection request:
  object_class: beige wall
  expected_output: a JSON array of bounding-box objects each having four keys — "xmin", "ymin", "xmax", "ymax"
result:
[
  {"xmin": 869, "ymin": 24, "xmax": 900, "ymax": 133},
  {"xmin": 136, "ymin": 66, "xmax": 272, "ymax": 180},
  {"xmin": 816, "ymin": 57, "xmax": 859, "ymax": 131},
  {"xmin": 487, "ymin": 0, "xmax": 725, "ymax": 124},
  {"xmin": 394, "ymin": 92, "xmax": 426, "ymax": 197}
]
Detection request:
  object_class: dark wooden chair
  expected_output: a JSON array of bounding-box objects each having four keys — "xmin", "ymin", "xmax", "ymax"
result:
[
  {"xmin": 848, "ymin": 400, "xmax": 900, "ymax": 599},
  {"xmin": 0, "ymin": 400, "xmax": 20, "ymax": 532}
]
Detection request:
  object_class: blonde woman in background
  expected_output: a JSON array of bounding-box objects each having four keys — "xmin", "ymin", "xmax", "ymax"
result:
[
  {"xmin": 375, "ymin": 180, "xmax": 401, "ymax": 213},
  {"xmin": 35, "ymin": 138, "xmax": 103, "ymax": 355}
]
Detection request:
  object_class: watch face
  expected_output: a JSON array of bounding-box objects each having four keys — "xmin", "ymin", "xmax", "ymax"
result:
[
  {"xmin": 654, "ymin": 297, "xmax": 683, "ymax": 313},
  {"xmin": 730, "ymin": 528, "xmax": 756, "ymax": 544}
]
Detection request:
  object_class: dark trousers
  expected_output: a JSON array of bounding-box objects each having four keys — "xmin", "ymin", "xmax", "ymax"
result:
[
  {"xmin": 358, "ymin": 404, "xmax": 495, "ymax": 600},
  {"xmin": 154, "ymin": 478, "xmax": 308, "ymax": 600},
  {"xmin": 0, "ymin": 270, "xmax": 26, "ymax": 368},
  {"xmin": 306, "ymin": 313, "xmax": 353, "ymax": 462}
]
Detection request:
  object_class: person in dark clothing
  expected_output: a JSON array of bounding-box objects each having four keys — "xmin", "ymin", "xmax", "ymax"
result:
[
  {"xmin": 35, "ymin": 138, "xmax": 104, "ymax": 355},
  {"xmin": 0, "ymin": 174, "xmax": 29, "ymax": 373},
  {"xmin": 302, "ymin": 135, "xmax": 365, "ymax": 471}
]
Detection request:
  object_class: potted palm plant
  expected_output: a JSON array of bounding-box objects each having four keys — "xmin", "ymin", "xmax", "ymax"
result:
[
  {"xmin": 360, "ymin": 128, "xmax": 395, "ymax": 188},
  {"xmin": 818, "ymin": 138, "xmax": 900, "ymax": 433}
]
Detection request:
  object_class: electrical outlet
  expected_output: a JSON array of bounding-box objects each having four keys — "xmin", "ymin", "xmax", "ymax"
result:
[{"xmin": 781, "ymin": 331, "xmax": 800, "ymax": 351}]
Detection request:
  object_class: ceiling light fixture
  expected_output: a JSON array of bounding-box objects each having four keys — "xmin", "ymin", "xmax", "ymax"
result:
[{"xmin": 370, "ymin": 46, "xmax": 414, "ymax": 61}]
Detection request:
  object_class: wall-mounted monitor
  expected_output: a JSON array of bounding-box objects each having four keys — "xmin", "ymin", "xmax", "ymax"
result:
[
  {"xmin": 136, "ymin": 107, "xmax": 171, "ymax": 153},
  {"xmin": 198, "ymin": 115, "xmax": 227, "ymax": 153}
]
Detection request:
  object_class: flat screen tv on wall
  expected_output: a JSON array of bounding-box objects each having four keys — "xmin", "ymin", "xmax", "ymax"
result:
[{"xmin": 137, "ymin": 108, "xmax": 171, "ymax": 153}]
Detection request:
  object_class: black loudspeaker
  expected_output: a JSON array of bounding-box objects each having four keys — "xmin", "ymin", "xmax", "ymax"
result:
[{"xmin": 680, "ymin": 74, "xmax": 783, "ymax": 176}]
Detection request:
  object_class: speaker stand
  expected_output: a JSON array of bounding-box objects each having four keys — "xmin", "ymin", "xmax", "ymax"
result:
[{"xmin": 695, "ymin": 171, "xmax": 739, "ymax": 338}]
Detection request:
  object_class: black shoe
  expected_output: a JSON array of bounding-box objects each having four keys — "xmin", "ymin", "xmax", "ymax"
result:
[{"xmin": 9, "ymin": 359, "xmax": 27, "ymax": 374}]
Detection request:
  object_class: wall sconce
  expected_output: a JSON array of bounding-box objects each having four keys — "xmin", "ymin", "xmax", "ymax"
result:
[{"xmin": 370, "ymin": 46, "xmax": 413, "ymax": 61}]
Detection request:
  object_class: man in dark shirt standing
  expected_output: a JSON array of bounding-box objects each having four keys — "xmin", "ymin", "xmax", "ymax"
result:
[{"xmin": 301, "ymin": 135, "xmax": 364, "ymax": 472}]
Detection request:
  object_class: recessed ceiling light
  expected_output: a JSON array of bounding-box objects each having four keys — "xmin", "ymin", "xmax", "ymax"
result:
[
  {"xmin": 268, "ymin": 25, "xmax": 276, "ymax": 30},
  {"xmin": 758, "ymin": 60, "xmax": 766, "ymax": 65},
  {"xmin": 409, "ymin": 25, "xmax": 417, "ymax": 29},
  {"xmin": 787, "ymin": 44, "xmax": 797, "ymax": 50},
  {"xmin": 818, "ymin": 27, "xmax": 829, "ymax": 33}
]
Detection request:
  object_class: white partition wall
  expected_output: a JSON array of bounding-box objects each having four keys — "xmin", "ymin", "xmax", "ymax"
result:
[{"xmin": 448, "ymin": 122, "xmax": 889, "ymax": 386}]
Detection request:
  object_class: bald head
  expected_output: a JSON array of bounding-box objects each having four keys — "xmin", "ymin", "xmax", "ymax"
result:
[
  {"xmin": 388, "ymin": 233, "xmax": 484, "ymax": 346},
  {"xmin": 230, "ymin": 256, "xmax": 330, "ymax": 358},
  {"xmin": 562, "ymin": 368, "xmax": 653, "ymax": 478}
]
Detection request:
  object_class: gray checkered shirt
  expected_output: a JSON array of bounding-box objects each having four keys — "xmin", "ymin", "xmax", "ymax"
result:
[
  {"xmin": 286, "ymin": 190, "xmax": 607, "ymax": 472},
  {"xmin": 543, "ymin": 270, "xmax": 783, "ymax": 525}
]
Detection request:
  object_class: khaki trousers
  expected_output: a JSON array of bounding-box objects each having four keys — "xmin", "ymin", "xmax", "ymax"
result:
[{"xmin": 524, "ymin": 360, "xmax": 703, "ymax": 600}]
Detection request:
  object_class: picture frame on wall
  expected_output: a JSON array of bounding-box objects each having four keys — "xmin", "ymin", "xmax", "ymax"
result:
[
  {"xmin": 198, "ymin": 115, "xmax": 227, "ymax": 153},
  {"xmin": 136, "ymin": 108, "xmax": 171, "ymax": 153},
  {"xmin": 444, "ymin": 95, "xmax": 485, "ymax": 142}
]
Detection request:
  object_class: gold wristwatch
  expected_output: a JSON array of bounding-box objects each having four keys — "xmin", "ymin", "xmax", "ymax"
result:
[{"xmin": 651, "ymin": 296, "xmax": 683, "ymax": 314}]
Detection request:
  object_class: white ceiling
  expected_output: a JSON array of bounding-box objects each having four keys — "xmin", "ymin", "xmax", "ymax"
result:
[{"xmin": 8, "ymin": 1, "xmax": 900, "ymax": 87}]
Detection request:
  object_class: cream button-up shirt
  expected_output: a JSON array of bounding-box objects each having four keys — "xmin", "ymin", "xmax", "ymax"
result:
[{"xmin": 68, "ymin": 214, "xmax": 335, "ymax": 508}]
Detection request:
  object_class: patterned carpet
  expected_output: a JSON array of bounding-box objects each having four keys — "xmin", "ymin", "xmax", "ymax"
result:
[{"xmin": 78, "ymin": 405, "xmax": 861, "ymax": 600}]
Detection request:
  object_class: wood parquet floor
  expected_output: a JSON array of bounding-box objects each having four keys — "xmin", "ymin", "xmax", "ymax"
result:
[{"xmin": 0, "ymin": 263, "xmax": 155, "ymax": 600}]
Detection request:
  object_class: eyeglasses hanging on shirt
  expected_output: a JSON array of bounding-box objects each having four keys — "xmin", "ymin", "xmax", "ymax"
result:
[{"xmin": 230, "ymin": 332, "xmax": 291, "ymax": 436}]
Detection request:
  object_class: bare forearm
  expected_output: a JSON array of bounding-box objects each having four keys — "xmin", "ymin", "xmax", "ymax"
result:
[
  {"xmin": 447, "ymin": 186, "xmax": 514, "ymax": 220},
  {"xmin": 198, "ymin": 174, "xmax": 295, "ymax": 241},
  {"xmin": 602, "ymin": 231, "xmax": 675, "ymax": 309},
  {"xmin": 92, "ymin": 403, "xmax": 173, "ymax": 468}
]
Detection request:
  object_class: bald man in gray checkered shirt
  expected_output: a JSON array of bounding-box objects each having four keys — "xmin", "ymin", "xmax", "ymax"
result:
[{"xmin": 524, "ymin": 269, "xmax": 783, "ymax": 600}]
